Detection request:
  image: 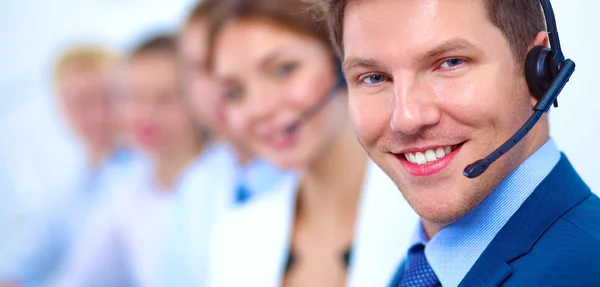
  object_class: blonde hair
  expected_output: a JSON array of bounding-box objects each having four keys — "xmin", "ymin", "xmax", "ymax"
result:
[{"xmin": 53, "ymin": 44, "xmax": 119, "ymax": 89}]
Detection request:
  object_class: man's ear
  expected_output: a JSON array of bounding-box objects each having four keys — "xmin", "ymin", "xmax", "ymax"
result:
[{"xmin": 531, "ymin": 31, "xmax": 549, "ymax": 49}]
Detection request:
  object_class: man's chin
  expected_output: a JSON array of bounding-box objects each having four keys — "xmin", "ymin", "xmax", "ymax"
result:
[
  {"xmin": 417, "ymin": 208, "xmax": 470, "ymax": 228},
  {"xmin": 402, "ymin": 191, "xmax": 472, "ymax": 230}
]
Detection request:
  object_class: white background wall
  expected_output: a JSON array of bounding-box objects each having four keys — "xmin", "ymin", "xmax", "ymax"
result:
[
  {"xmin": 547, "ymin": 1, "xmax": 600, "ymax": 195},
  {"xmin": 0, "ymin": 0, "xmax": 195, "ymax": 234},
  {"xmin": 0, "ymin": 0, "xmax": 598, "ymax": 229}
]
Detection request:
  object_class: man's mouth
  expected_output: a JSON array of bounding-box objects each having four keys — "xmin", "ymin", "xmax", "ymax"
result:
[
  {"xmin": 402, "ymin": 144, "xmax": 461, "ymax": 165},
  {"xmin": 395, "ymin": 142, "xmax": 466, "ymax": 177}
]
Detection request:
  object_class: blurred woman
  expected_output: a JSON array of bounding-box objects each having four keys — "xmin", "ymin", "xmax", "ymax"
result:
[
  {"xmin": 159, "ymin": 1, "xmax": 295, "ymax": 286},
  {"xmin": 207, "ymin": 1, "xmax": 418, "ymax": 287},
  {"xmin": 49, "ymin": 34, "xmax": 239, "ymax": 287}
]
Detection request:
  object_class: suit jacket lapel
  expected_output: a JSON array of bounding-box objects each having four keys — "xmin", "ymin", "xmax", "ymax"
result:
[
  {"xmin": 387, "ymin": 260, "xmax": 406, "ymax": 287},
  {"xmin": 459, "ymin": 155, "xmax": 591, "ymax": 287}
]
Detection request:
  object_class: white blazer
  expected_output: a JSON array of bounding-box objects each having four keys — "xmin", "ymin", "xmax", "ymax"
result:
[{"xmin": 209, "ymin": 161, "xmax": 418, "ymax": 287}]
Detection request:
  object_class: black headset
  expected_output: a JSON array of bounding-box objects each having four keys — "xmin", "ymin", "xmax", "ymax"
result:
[
  {"xmin": 464, "ymin": 0, "xmax": 576, "ymax": 178},
  {"xmin": 284, "ymin": 59, "xmax": 347, "ymax": 135}
]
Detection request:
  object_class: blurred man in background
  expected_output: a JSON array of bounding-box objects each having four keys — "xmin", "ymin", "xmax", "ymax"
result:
[
  {"xmin": 0, "ymin": 44, "xmax": 142, "ymax": 287},
  {"xmin": 48, "ymin": 34, "xmax": 214, "ymax": 287}
]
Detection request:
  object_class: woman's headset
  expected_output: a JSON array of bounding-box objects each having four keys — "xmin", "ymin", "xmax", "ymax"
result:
[{"xmin": 284, "ymin": 59, "xmax": 346, "ymax": 135}]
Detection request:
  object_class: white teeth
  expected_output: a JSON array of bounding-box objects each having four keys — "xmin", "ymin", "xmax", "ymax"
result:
[
  {"xmin": 403, "ymin": 145, "xmax": 456, "ymax": 165},
  {"xmin": 415, "ymin": 152, "xmax": 427, "ymax": 164},
  {"xmin": 436, "ymin": 147, "xmax": 446, "ymax": 159},
  {"xmin": 409, "ymin": 153, "xmax": 416, "ymax": 163},
  {"xmin": 425, "ymin": 150, "xmax": 437, "ymax": 162}
]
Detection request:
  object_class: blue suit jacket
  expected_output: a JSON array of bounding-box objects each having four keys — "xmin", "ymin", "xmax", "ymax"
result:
[
  {"xmin": 389, "ymin": 155, "xmax": 600, "ymax": 287},
  {"xmin": 460, "ymin": 155, "xmax": 600, "ymax": 286}
]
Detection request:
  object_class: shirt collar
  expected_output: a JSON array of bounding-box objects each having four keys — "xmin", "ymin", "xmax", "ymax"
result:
[{"xmin": 408, "ymin": 139, "xmax": 560, "ymax": 287}]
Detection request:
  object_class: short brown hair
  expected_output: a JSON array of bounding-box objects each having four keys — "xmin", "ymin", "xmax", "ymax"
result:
[
  {"xmin": 321, "ymin": 0, "xmax": 546, "ymax": 63},
  {"xmin": 185, "ymin": 0, "xmax": 221, "ymax": 25},
  {"xmin": 206, "ymin": 0, "xmax": 335, "ymax": 69},
  {"xmin": 130, "ymin": 34, "xmax": 177, "ymax": 58}
]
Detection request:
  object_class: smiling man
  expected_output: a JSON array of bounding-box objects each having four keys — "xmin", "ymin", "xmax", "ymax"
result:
[{"xmin": 318, "ymin": 0, "xmax": 600, "ymax": 286}]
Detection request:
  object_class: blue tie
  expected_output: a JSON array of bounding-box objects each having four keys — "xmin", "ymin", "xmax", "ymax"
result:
[
  {"xmin": 235, "ymin": 182, "xmax": 251, "ymax": 204},
  {"xmin": 397, "ymin": 244, "xmax": 440, "ymax": 287}
]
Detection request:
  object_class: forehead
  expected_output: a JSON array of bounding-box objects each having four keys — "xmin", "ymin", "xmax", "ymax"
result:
[
  {"xmin": 343, "ymin": 0, "xmax": 499, "ymax": 61},
  {"xmin": 127, "ymin": 53, "xmax": 178, "ymax": 96},
  {"xmin": 129, "ymin": 53, "xmax": 177, "ymax": 78},
  {"xmin": 58, "ymin": 66, "xmax": 107, "ymax": 94},
  {"xmin": 213, "ymin": 19, "xmax": 327, "ymax": 77}
]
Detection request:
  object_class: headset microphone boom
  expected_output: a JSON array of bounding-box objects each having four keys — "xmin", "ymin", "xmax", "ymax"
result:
[{"xmin": 463, "ymin": 0, "xmax": 576, "ymax": 178}]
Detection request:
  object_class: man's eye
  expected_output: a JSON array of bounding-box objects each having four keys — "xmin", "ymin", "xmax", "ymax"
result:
[
  {"xmin": 224, "ymin": 89, "xmax": 242, "ymax": 103},
  {"xmin": 274, "ymin": 63, "xmax": 297, "ymax": 78},
  {"xmin": 439, "ymin": 58, "xmax": 464, "ymax": 69},
  {"xmin": 361, "ymin": 74, "xmax": 387, "ymax": 84}
]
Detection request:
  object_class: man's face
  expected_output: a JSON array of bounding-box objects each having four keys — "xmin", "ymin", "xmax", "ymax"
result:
[
  {"xmin": 58, "ymin": 66, "xmax": 113, "ymax": 153},
  {"xmin": 127, "ymin": 52, "xmax": 195, "ymax": 155},
  {"xmin": 179, "ymin": 21, "xmax": 226, "ymax": 133},
  {"xmin": 343, "ymin": 0, "xmax": 541, "ymax": 226}
]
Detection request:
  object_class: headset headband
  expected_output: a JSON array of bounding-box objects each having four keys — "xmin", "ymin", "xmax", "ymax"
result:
[{"xmin": 540, "ymin": 0, "xmax": 565, "ymax": 70}]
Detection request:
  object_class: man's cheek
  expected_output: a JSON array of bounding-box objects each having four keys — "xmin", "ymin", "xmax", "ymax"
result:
[
  {"xmin": 226, "ymin": 112, "xmax": 246, "ymax": 139},
  {"xmin": 349, "ymin": 97, "xmax": 389, "ymax": 147}
]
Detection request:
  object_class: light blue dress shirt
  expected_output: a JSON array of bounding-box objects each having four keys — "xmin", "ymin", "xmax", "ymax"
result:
[
  {"xmin": 408, "ymin": 139, "xmax": 561, "ymax": 287},
  {"xmin": 0, "ymin": 149, "xmax": 145, "ymax": 286}
]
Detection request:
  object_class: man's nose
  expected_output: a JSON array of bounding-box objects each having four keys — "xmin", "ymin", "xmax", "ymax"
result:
[{"xmin": 390, "ymin": 77, "xmax": 441, "ymax": 135}]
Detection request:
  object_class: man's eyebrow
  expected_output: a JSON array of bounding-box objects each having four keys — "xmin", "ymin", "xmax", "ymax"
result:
[
  {"xmin": 342, "ymin": 57, "xmax": 384, "ymax": 75},
  {"xmin": 258, "ymin": 47, "xmax": 290, "ymax": 69},
  {"xmin": 341, "ymin": 39, "xmax": 480, "ymax": 74},
  {"xmin": 414, "ymin": 38, "xmax": 482, "ymax": 64}
]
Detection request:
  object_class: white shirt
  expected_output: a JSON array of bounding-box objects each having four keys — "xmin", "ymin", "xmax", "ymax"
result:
[
  {"xmin": 160, "ymin": 144, "xmax": 293, "ymax": 287},
  {"xmin": 209, "ymin": 161, "xmax": 418, "ymax": 287}
]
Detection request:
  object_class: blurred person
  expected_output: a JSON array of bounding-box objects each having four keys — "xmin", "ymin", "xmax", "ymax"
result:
[
  {"xmin": 108, "ymin": 63, "xmax": 143, "ymax": 155},
  {"xmin": 178, "ymin": 0, "xmax": 292, "ymax": 198},
  {"xmin": 160, "ymin": 2, "xmax": 295, "ymax": 285},
  {"xmin": 206, "ymin": 1, "xmax": 418, "ymax": 287},
  {"xmin": 47, "ymin": 34, "xmax": 239, "ymax": 287},
  {"xmin": 0, "ymin": 44, "xmax": 137, "ymax": 287}
]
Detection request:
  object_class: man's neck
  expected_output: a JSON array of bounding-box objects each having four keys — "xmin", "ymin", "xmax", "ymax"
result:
[
  {"xmin": 88, "ymin": 145, "xmax": 112, "ymax": 168},
  {"xmin": 154, "ymin": 139, "xmax": 204, "ymax": 192}
]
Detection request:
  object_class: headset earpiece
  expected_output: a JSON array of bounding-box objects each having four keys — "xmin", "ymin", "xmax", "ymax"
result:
[{"xmin": 525, "ymin": 45, "xmax": 553, "ymax": 99}]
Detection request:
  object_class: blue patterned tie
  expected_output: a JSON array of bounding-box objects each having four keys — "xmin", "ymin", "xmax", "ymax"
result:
[{"xmin": 397, "ymin": 244, "xmax": 440, "ymax": 287}]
